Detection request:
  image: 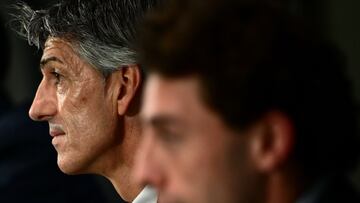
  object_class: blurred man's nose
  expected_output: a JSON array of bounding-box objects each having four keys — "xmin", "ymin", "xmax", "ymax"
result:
[
  {"xmin": 29, "ymin": 80, "xmax": 57, "ymax": 121},
  {"xmin": 134, "ymin": 133, "xmax": 164, "ymax": 189}
]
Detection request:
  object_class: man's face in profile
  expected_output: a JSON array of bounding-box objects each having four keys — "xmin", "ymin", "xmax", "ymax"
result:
[
  {"xmin": 29, "ymin": 37, "xmax": 121, "ymax": 174},
  {"xmin": 135, "ymin": 74, "xmax": 260, "ymax": 203}
]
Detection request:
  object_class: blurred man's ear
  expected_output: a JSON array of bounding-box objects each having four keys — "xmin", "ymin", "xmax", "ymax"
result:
[{"xmin": 249, "ymin": 111, "xmax": 294, "ymax": 173}]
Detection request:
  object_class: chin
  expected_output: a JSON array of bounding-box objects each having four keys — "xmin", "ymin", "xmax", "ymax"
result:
[
  {"xmin": 57, "ymin": 162, "xmax": 80, "ymax": 175},
  {"xmin": 57, "ymin": 156, "xmax": 87, "ymax": 175}
]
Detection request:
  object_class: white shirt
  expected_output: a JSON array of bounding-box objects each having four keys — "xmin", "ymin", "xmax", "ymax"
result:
[{"xmin": 132, "ymin": 186, "xmax": 158, "ymax": 203}]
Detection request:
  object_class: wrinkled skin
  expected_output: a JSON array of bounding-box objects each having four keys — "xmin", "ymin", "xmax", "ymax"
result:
[{"xmin": 29, "ymin": 37, "xmax": 121, "ymax": 174}]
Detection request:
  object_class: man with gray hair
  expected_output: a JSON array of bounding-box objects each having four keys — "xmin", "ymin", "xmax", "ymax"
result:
[{"xmin": 12, "ymin": 0, "xmax": 159, "ymax": 202}]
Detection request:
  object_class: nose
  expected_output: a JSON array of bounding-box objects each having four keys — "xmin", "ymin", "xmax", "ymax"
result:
[
  {"xmin": 133, "ymin": 133, "xmax": 164, "ymax": 189},
  {"xmin": 29, "ymin": 79, "xmax": 57, "ymax": 121}
]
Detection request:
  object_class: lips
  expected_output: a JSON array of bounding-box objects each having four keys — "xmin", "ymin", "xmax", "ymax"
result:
[
  {"xmin": 50, "ymin": 130, "xmax": 66, "ymax": 137},
  {"xmin": 49, "ymin": 123, "xmax": 66, "ymax": 137}
]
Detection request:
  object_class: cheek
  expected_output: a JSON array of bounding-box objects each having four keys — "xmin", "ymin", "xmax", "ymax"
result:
[
  {"xmin": 166, "ymin": 143, "xmax": 212, "ymax": 194},
  {"xmin": 167, "ymin": 160, "xmax": 211, "ymax": 203},
  {"xmin": 178, "ymin": 136, "xmax": 231, "ymax": 192},
  {"xmin": 59, "ymin": 83, "xmax": 109, "ymax": 135}
]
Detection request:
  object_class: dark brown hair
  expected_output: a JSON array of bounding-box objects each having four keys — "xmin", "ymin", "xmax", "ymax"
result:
[{"xmin": 137, "ymin": 0, "xmax": 359, "ymax": 176}]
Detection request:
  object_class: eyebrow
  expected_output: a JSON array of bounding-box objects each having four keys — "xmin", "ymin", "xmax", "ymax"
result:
[
  {"xmin": 145, "ymin": 115, "xmax": 183, "ymax": 128},
  {"xmin": 40, "ymin": 56, "xmax": 64, "ymax": 69}
]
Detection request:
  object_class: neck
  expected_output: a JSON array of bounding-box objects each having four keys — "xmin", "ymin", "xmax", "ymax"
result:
[
  {"xmin": 103, "ymin": 115, "xmax": 144, "ymax": 202},
  {"xmin": 108, "ymin": 163, "xmax": 143, "ymax": 202},
  {"xmin": 265, "ymin": 165, "xmax": 308, "ymax": 203}
]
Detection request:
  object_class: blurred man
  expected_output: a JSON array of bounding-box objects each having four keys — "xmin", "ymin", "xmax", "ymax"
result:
[
  {"xmin": 134, "ymin": 0, "xmax": 360, "ymax": 203},
  {"xmin": 13, "ymin": 0, "xmax": 159, "ymax": 202}
]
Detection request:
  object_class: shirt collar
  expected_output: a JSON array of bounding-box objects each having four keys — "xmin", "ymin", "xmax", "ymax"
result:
[{"xmin": 132, "ymin": 186, "xmax": 158, "ymax": 203}]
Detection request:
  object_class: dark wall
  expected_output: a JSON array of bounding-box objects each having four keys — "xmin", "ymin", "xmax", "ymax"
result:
[
  {"xmin": 1, "ymin": 0, "xmax": 43, "ymax": 105},
  {"xmin": 323, "ymin": 0, "xmax": 360, "ymax": 190}
]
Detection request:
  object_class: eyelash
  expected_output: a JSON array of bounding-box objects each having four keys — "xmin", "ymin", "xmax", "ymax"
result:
[
  {"xmin": 50, "ymin": 71, "xmax": 62, "ymax": 84},
  {"xmin": 158, "ymin": 129, "xmax": 181, "ymax": 144}
]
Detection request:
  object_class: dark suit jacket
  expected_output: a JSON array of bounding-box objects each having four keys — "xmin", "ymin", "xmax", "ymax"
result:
[
  {"xmin": 298, "ymin": 175, "xmax": 360, "ymax": 203},
  {"xmin": 316, "ymin": 176, "xmax": 360, "ymax": 203}
]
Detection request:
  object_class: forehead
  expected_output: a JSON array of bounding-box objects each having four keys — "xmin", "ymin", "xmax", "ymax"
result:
[
  {"xmin": 42, "ymin": 37, "xmax": 78, "ymax": 60},
  {"xmin": 41, "ymin": 37, "xmax": 99, "ymax": 78},
  {"xmin": 142, "ymin": 74, "xmax": 205, "ymax": 120}
]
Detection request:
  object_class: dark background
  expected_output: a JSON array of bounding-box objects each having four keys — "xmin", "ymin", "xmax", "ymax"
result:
[{"xmin": 0, "ymin": 0, "xmax": 359, "ymax": 200}]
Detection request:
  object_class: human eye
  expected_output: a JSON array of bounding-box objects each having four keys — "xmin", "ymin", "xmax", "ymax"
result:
[
  {"xmin": 157, "ymin": 127, "xmax": 183, "ymax": 146},
  {"xmin": 149, "ymin": 117, "xmax": 186, "ymax": 150},
  {"xmin": 50, "ymin": 69, "xmax": 63, "ymax": 85}
]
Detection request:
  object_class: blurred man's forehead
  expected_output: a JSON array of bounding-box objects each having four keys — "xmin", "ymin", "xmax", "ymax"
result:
[
  {"xmin": 141, "ymin": 73, "xmax": 226, "ymax": 136},
  {"xmin": 142, "ymin": 74, "xmax": 200, "ymax": 115}
]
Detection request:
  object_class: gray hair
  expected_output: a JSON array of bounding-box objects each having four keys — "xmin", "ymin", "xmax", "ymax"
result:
[{"xmin": 11, "ymin": 0, "xmax": 159, "ymax": 76}]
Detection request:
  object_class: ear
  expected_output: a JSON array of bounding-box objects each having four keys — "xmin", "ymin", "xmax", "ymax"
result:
[
  {"xmin": 249, "ymin": 111, "xmax": 294, "ymax": 173},
  {"xmin": 111, "ymin": 65, "xmax": 142, "ymax": 116}
]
